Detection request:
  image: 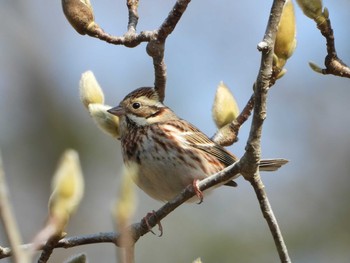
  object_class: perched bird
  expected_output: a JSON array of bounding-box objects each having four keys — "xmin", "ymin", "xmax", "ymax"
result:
[{"xmin": 108, "ymin": 87, "xmax": 287, "ymax": 202}]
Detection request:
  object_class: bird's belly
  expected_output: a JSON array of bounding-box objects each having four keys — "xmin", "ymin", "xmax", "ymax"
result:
[
  {"xmin": 127, "ymin": 153, "xmax": 207, "ymax": 202},
  {"xmin": 124, "ymin": 139, "xmax": 217, "ymax": 201},
  {"xmin": 122, "ymin": 131, "xmax": 226, "ymax": 202}
]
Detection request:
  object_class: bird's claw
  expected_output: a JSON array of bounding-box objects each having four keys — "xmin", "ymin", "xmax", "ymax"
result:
[
  {"xmin": 142, "ymin": 210, "xmax": 163, "ymax": 237},
  {"xmin": 193, "ymin": 179, "xmax": 204, "ymax": 204}
]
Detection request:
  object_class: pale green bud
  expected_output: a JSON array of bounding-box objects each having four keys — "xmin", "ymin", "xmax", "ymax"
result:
[
  {"xmin": 296, "ymin": 0, "xmax": 323, "ymax": 20},
  {"xmin": 113, "ymin": 164, "xmax": 138, "ymax": 227},
  {"xmin": 212, "ymin": 82, "xmax": 240, "ymax": 129},
  {"xmin": 89, "ymin": 104, "xmax": 120, "ymax": 138},
  {"xmin": 79, "ymin": 71, "xmax": 105, "ymax": 109},
  {"xmin": 274, "ymin": 0, "xmax": 297, "ymax": 65},
  {"xmin": 49, "ymin": 150, "xmax": 84, "ymax": 226}
]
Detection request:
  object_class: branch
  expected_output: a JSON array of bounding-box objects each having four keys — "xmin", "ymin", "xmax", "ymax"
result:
[
  {"xmin": 316, "ymin": 13, "xmax": 350, "ymax": 78},
  {"xmin": 295, "ymin": 2, "xmax": 350, "ymax": 77},
  {"xmin": 240, "ymin": 0, "xmax": 291, "ymax": 262},
  {"xmin": 0, "ymin": 162, "xmax": 240, "ymax": 260},
  {"xmin": 151, "ymin": 0, "xmax": 192, "ymax": 102},
  {"xmin": 246, "ymin": 175, "xmax": 290, "ymax": 262},
  {"xmin": 86, "ymin": 27, "xmax": 154, "ymax": 47},
  {"xmin": 212, "ymin": 94, "xmax": 255, "ymax": 146},
  {"xmin": 37, "ymin": 235, "xmax": 62, "ymax": 263},
  {"xmin": 63, "ymin": 0, "xmax": 192, "ymax": 102},
  {"xmin": 126, "ymin": 0, "xmax": 139, "ymax": 34}
]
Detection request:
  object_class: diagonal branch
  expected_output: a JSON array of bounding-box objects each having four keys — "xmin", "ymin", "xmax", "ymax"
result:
[
  {"xmin": 157, "ymin": 0, "xmax": 192, "ymax": 41},
  {"xmin": 37, "ymin": 235, "xmax": 62, "ymax": 263},
  {"xmin": 212, "ymin": 94, "xmax": 255, "ymax": 146},
  {"xmin": 240, "ymin": 0, "xmax": 291, "ymax": 262},
  {"xmin": 0, "ymin": 162, "xmax": 241, "ymax": 259}
]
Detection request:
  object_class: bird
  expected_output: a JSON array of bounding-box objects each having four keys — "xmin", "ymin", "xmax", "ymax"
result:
[{"xmin": 107, "ymin": 87, "xmax": 287, "ymax": 202}]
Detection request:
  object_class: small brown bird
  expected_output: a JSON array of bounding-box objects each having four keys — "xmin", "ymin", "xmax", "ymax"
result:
[{"xmin": 108, "ymin": 87, "xmax": 287, "ymax": 202}]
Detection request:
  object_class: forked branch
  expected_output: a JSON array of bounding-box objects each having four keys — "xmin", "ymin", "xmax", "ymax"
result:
[{"xmin": 240, "ymin": 0, "xmax": 291, "ymax": 262}]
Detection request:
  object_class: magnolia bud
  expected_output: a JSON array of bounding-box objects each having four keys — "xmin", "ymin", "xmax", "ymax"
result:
[
  {"xmin": 296, "ymin": 0, "xmax": 323, "ymax": 20},
  {"xmin": 62, "ymin": 0, "xmax": 95, "ymax": 35},
  {"xmin": 113, "ymin": 164, "xmax": 138, "ymax": 227},
  {"xmin": 49, "ymin": 149, "xmax": 84, "ymax": 227},
  {"xmin": 274, "ymin": 0, "xmax": 297, "ymax": 64},
  {"xmin": 212, "ymin": 82, "xmax": 240, "ymax": 129},
  {"xmin": 89, "ymin": 104, "xmax": 120, "ymax": 138},
  {"xmin": 308, "ymin": 62, "xmax": 323, "ymax": 74},
  {"xmin": 79, "ymin": 71, "xmax": 105, "ymax": 109}
]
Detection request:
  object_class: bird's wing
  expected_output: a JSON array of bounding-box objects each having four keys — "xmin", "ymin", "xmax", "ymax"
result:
[{"xmin": 165, "ymin": 120, "xmax": 238, "ymax": 167}]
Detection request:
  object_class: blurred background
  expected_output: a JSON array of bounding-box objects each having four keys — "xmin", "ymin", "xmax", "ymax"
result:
[{"xmin": 1, "ymin": 0, "xmax": 350, "ymax": 262}]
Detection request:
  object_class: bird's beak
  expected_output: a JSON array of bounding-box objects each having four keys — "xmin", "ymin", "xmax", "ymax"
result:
[{"xmin": 107, "ymin": 105, "xmax": 125, "ymax": 117}]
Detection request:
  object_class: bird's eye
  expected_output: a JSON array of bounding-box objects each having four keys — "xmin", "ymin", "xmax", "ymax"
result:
[{"xmin": 132, "ymin": 102, "xmax": 141, "ymax": 109}]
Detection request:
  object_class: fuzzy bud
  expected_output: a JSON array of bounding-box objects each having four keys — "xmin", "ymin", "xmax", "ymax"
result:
[
  {"xmin": 62, "ymin": 0, "xmax": 95, "ymax": 35},
  {"xmin": 49, "ymin": 149, "xmax": 84, "ymax": 227},
  {"xmin": 113, "ymin": 164, "xmax": 138, "ymax": 227},
  {"xmin": 274, "ymin": 0, "xmax": 297, "ymax": 66},
  {"xmin": 89, "ymin": 104, "xmax": 120, "ymax": 138},
  {"xmin": 296, "ymin": 0, "xmax": 323, "ymax": 21},
  {"xmin": 212, "ymin": 82, "xmax": 240, "ymax": 129},
  {"xmin": 308, "ymin": 61, "xmax": 323, "ymax": 74},
  {"xmin": 79, "ymin": 71, "xmax": 105, "ymax": 109}
]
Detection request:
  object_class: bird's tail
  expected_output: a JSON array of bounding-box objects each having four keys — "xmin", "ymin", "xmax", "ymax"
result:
[{"xmin": 259, "ymin": 158, "xmax": 288, "ymax": 172}]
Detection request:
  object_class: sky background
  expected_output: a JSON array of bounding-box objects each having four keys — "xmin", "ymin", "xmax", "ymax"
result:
[{"xmin": 0, "ymin": 0, "xmax": 350, "ymax": 262}]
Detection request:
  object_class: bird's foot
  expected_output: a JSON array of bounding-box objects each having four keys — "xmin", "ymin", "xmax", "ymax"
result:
[
  {"xmin": 193, "ymin": 179, "xmax": 203, "ymax": 204},
  {"xmin": 142, "ymin": 210, "xmax": 163, "ymax": 237}
]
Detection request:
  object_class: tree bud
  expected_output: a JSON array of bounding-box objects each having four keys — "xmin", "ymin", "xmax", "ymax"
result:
[
  {"xmin": 113, "ymin": 164, "xmax": 138, "ymax": 227},
  {"xmin": 212, "ymin": 82, "xmax": 240, "ymax": 129},
  {"xmin": 275, "ymin": 0, "xmax": 297, "ymax": 62},
  {"xmin": 49, "ymin": 149, "xmax": 84, "ymax": 228},
  {"xmin": 89, "ymin": 104, "xmax": 120, "ymax": 139},
  {"xmin": 296, "ymin": 0, "xmax": 323, "ymax": 21},
  {"xmin": 62, "ymin": 0, "xmax": 95, "ymax": 35},
  {"xmin": 79, "ymin": 71, "xmax": 105, "ymax": 109}
]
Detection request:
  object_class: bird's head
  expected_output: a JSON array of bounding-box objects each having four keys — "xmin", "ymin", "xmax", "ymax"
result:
[{"xmin": 108, "ymin": 87, "xmax": 176, "ymax": 132}]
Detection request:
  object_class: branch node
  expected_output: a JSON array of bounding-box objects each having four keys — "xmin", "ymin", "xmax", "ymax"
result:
[{"xmin": 257, "ymin": 41, "xmax": 269, "ymax": 52}]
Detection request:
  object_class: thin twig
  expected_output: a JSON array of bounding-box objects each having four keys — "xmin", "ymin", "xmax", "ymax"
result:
[
  {"xmin": 148, "ymin": 45, "xmax": 167, "ymax": 102},
  {"xmin": 0, "ymin": 162, "xmax": 241, "ymax": 259},
  {"xmin": 247, "ymin": 175, "xmax": 290, "ymax": 262},
  {"xmin": 212, "ymin": 94, "xmax": 255, "ymax": 146},
  {"xmin": 81, "ymin": 0, "xmax": 192, "ymax": 102},
  {"xmin": 37, "ymin": 235, "xmax": 61, "ymax": 263},
  {"xmin": 126, "ymin": 0, "xmax": 139, "ymax": 33},
  {"xmin": 240, "ymin": 0, "xmax": 291, "ymax": 262},
  {"xmin": 317, "ymin": 14, "xmax": 350, "ymax": 78},
  {"xmin": 157, "ymin": 0, "xmax": 192, "ymax": 41},
  {"xmin": 151, "ymin": 0, "xmax": 192, "ymax": 102},
  {"xmin": 86, "ymin": 25, "xmax": 154, "ymax": 47},
  {"xmin": 0, "ymin": 151, "xmax": 29, "ymax": 263}
]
